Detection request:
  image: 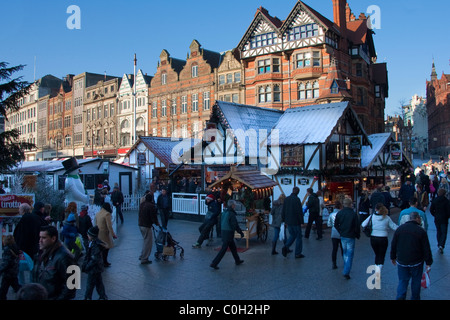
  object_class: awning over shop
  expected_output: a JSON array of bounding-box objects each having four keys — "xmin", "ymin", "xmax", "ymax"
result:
[{"xmin": 210, "ymin": 167, "xmax": 278, "ymax": 190}]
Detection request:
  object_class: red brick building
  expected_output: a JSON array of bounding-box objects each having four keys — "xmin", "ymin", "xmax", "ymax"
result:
[
  {"xmin": 427, "ymin": 61, "xmax": 450, "ymax": 155},
  {"xmin": 148, "ymin": 40, "xmax": 222, "ymax": 139},
  {"xmin": 237, "ymin": 0, "xmax": 388, "ymax": 134}
]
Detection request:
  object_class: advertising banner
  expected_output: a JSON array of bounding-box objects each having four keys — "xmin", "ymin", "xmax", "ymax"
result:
[{"xmin": 0, "ymin": 194, "xmax": 35, "ymax": 217}]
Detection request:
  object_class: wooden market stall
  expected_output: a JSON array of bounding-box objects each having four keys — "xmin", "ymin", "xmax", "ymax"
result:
[{"xmin": 210, "ymin": 166, "xmax": 279, "ymax": 248}]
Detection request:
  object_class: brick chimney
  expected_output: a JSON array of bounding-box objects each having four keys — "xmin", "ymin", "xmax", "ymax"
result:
[{"xmin": 332, "ymin": 0, "xmax": 347, "ymax": 32}]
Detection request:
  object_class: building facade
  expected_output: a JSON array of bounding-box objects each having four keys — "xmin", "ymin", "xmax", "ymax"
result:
[
  {"xmin": 236, "ymin": 0, "xmax": 388, "ymax": 134},
  {"xmin": 427, "ymin": 61, "xmax": 450, "ymax": 156},
  {"xmin": 117, "ymin": 69, "xmax": 152, "ymax": 158},
  {"xmin": 5, "ymin": 74, "xmax": 64, "ymax": 161},
  {"xmin": 148, "ymin": 40, "xmax": 222, "ymax": 140},
  {"xmin": 402, "ymin": 94, "xmax": 428, "ymax": 156},
  {"xmin": 83, "ymin": 77, "xmax": 121, "ymax": 159}
]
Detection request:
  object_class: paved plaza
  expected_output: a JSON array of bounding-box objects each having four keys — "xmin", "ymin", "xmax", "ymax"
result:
[
  {"xmin": 71, "ymin": 207, "xmax": 449, "ymax": 301},
  {"xmin": 6, "ymin": 207, "xmax": 450, "ymax": 301}
]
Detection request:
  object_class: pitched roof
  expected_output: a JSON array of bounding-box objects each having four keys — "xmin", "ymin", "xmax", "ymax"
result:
[
  {"xmin": 361, "ymin": 132, "xmax": 392, "ymax": 168},
  {"xmin": 128, "ymin": 137, "xmax": 201, "ymax": 168},
  {"xmin": 210, "ymin": 167, "xmax": 278, "ymax": 189},
  {"xmin": 213, "ymin": 101, "xmax": 283, "ymax": 157},
  {"xmin": 269, "ymin": 101, "xmax": 369, "ymax": 146}
]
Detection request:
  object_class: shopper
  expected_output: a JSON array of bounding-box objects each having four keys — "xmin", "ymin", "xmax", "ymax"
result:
[
  {"xmin": 327, "ymin": 201, "xmax": 343, "ymax": 269},
  {"xmin": 334, "ymin": 197, "xmax": 360, "ymax": 279},
  {"xmin": 361, "ymin": 203, "xmax": 398, "ymax": 277},
  {"xmin": 138, "ymin": 193, "xmax": 160, "ymax": 264},
  {"xmin": 111, "ymin": 185, "xmax": 124, "ymax": 225},
  {"xmin": 390, "ymin": 211, "xmax": 433, "ymax": 300},
  {"xmin": 0, "ymin": 235, "xmax": 21, "ymax": 300},
  {"xmin": 94, "ymin": 203, "xmax": 117, "ymax": 267},
  {"xmin": 281, "ymin": 187, "xmax": 305, "ymax": 259},
  {"xmin": 193, "ymin": 194, "xmax": 220, "ymax": 248},
  {"xmin": 304, "ymin": 188, "xmax": 322, "ymax": 240},
  {"xmin": 430, "ymin": 188, "xmax": 450, "ymax": 254},
  {"xmin": 31, "ymin": 226, "xmax": 76, "ymax": 300},
  {"xmin": 82, "ymin": 226, "xmax": 108, "ymax": 300},
  {"xmin": 210, "ymin": 200, "xmax": 244, "ymax": 270},
  {"xmin": 270, "ymin": 194, "xmax": 286, "ymax": 255},
  {"xmin": 157, "ymin": 188, "xmax": 171, "ymax": 229}
]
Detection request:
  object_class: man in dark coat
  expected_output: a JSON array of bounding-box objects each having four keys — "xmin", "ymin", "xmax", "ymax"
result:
[
  {"xmin": 111, "ymin": 185, "xmax": 125, "ymax": 224},
  {"xmin": 370, "ymin": 185, "xmax": 385, "ymax": 213},
  {"xmin": 13, "ymin": 202, "xmax": 47, "ymax": 257},
  {"xmin": 390, "ymin": 211, "xmax": 433, "ymax": 300},
  {"xmin": 31, "ymin": 226, "xmax": 76, "ymax": 300},
  {"xmin": 138, "ymin": 193, "xmax": 159, "ymax": 264},
  {"xmin": 210, "ymin": 200, "xmax": 244, "ymax": 269},
  {"xmin": 304, "ymin": 188, "xmax": 322, "ymax": 240},
  {"xmin": 398, "ymin": 180, "xmax": 415, "ymax": 210},
  {"xmin": 193, "ymin": 194, "xmax": 220, "ymax": 248},
  {"xmin": 430, "ymin": 188, "xmax": 450, "ymax": 254},
  {"xmin": 281, "ymin": 187, "xmax": 305, "ymax": 258}
]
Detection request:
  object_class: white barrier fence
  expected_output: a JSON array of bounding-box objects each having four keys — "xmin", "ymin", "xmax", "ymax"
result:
[{"xmin": 121, "ymin": 192, "xmax": 208, "ymax": 216}]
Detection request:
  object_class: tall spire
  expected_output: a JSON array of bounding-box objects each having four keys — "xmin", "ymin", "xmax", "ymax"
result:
[{"xmin": 431, "ymin": 58, "xmax": 438, "ymax": 81}]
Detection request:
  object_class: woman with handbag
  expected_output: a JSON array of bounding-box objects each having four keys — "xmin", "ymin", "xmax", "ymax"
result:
[{"xmin": 361, "ymin": 203, "xmax": 398, "ymax": 274}]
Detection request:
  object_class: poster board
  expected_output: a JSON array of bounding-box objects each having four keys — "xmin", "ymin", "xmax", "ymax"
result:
[{"xmin": 0, "ymin": 194, "xmax": 35, "ymax": 217}]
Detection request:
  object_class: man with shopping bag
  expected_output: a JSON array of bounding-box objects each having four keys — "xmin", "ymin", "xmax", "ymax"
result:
[{"xmin": 390, "ymin": 211, "xmax": 433, "ymax": 300}]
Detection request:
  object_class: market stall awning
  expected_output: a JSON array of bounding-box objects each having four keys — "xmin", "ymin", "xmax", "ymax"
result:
[{"xmin": 210, "ymin": 167, "xmax": 278, "ymax": 189}]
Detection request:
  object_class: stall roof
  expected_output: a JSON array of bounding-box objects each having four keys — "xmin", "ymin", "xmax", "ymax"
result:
[
  {"xmin": 269, "ymin": 102, "xmax": 370, "ymax": 146},
  {"xmin": 210, "ymin": 167, "xmax": 278, "ymax": 189},
  {"xmin": 127, "ymin": 136, "xmax": 201, "ymax": 168},
  {"xmin": 214, "ymin": 101, "xmax": 283, "ymax": 157},
  {"xmin": 361, "ymin": 132, "xmax": 413, "ymax": 169},
  {"xmin": 12, "ymin": 158, "xmax": 137, "ymax": 173}
]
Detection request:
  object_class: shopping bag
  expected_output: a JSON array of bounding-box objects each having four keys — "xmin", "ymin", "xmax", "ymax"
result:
[
  {"xmin": 279, "ymin": 223, "xmax": 285, "ymax": 242},
  {"xmin": 421, "ymin": 270, "xmax": 430, "ymax": 289},
  {"xmin": 19, "ymin": 251, "xmax": 34, "ymax": 272}
]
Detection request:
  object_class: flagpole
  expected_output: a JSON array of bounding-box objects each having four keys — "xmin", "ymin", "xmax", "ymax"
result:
[{"xmin": 133, "ymin": 53, "xmax": 137, "ymax": 144}]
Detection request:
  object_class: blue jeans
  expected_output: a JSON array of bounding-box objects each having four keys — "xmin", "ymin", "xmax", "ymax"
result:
[
  {"xmin": 284, "ymin": 225, "xmax": 303, "ymax": 256},
  {"xmin": 396, "ymin": 263, "xmax": 424, "ymax": 300},
  {"xmin": 340, "ymin": 237, "xmax": 355, "ymax": 276}
]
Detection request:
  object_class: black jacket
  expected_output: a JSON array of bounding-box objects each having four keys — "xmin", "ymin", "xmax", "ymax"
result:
[
  {"xmin": 390, "ymin": 220, "xmax": 433, "ymax": 266},
  {"xmin": 13, "ymin": 212, "xmax": 46, "ymax": 257},
  {"xmin": 306, "ymin": 193, "xmax": 320, "ymax": 217},
  {"xmin": 334, "ymin": 207, "xmax": 360, "ymax": 239},
  {"xmin": 32, "ymin": 241, "xmax": 76, "ymax": 300},
  {"xmin": 82, "ymin": 238, "xmax": 105, "ymax": 274},
  {"xmin": 430, "ymin": 195, "xmax": 450, "ymax": 224},
  {"xmin": 282, "ymin": 193, "xmax": 304, "ymax": 226}
]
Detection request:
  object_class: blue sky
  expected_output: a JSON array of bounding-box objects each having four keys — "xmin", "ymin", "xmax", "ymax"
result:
[{"xmin": 1, "ymin": 0, "xmax": 449, "ymax": 116}]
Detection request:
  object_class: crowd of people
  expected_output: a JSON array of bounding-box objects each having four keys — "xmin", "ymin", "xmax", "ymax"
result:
[
  {"xmin": 0, "ymin": 177, "xmax": 122, "ymax": 300},
  {"xmin": 2, "ymin": 166, "xmax": 449, "ymax": 300}
]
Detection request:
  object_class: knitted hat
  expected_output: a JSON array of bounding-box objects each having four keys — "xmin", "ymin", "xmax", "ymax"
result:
[
  {"xmin": 88, "ymin": 226, "xmax": 99, "ymax": 237},
  {"xmin": 206, "ymin": 194, "xmax": 215, "ymax": 201},
  {"xmin": 81, "ymin": 204, "xmax": 88, "ymax": 211}
]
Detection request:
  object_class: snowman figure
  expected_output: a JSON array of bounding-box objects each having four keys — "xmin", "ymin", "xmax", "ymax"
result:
[{"xmin": 62, "ymin": 157, "xmax": 90, "ymax": 206}]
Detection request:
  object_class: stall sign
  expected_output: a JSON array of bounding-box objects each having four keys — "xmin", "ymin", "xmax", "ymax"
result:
[
  {"xmin": 298, "ymin": 178, "xmax": 310, "ymax": 185},
  {"xmin": 137, "ymin": 153, "xmax": 146, "ymax": 166},
  {"xmin": 0, "ymin": 194, "xmax": 35, "ymax": 217},
  {"xmin": 281, "ymin": 178, "xmax": 292, "ymax": 185},
  {"xmin": 390, "ymin": 142, "xmax": 402, "ymax": 162},
  {"xmin": 348, "ymin": 136, "xmax": 362, "ymax": 160}
]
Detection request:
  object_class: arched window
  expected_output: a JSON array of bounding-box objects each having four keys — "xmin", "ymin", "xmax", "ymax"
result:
[{"xmin": 121, "ymin": 119, "xmax": 130, "ymax": 129}]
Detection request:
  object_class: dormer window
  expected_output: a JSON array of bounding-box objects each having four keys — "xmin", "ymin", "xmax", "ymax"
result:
[
  {"xmin": 250, "ymin": 32, "xmax": 278, "ymax": 49},
  {"xmin": 161, "ymin": 73, "xmax": 167, "ymax": 85},
  {"xmin": 330, "ymin": 80, "xmax": 339, "ymax": 94},
  {"xmin": 288, "ymin": 23, "xmax": 319, "ymax": 41}
]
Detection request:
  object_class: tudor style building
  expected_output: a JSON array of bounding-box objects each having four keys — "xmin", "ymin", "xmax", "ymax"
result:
[{"xmin": 237, "ymin": 0, "xmax": 388, "ymax": 135}]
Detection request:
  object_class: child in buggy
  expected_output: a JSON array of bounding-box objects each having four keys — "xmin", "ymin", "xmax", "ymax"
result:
[{"xmin": 153, "ymin": 226, "xmax": 184, "ymax": 261}]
